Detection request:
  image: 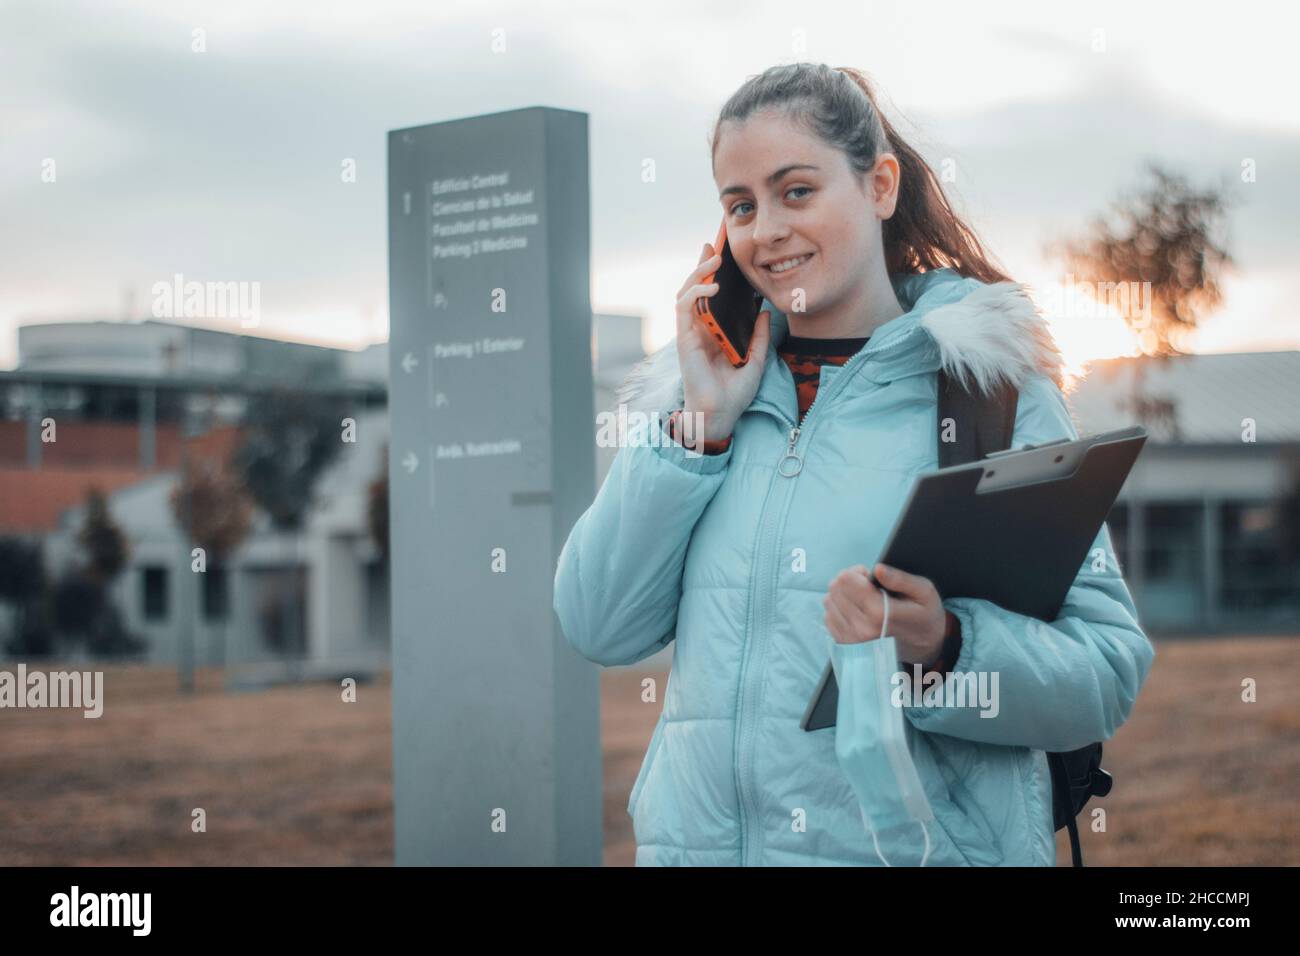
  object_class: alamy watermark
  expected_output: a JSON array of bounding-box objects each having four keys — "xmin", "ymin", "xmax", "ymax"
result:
[
  {"xmin": 0, "ymin": 665, "xmax": 103, "ymax": 718},
  {"xmin": 50, "ymin": 885, "xmax": 150, "ymax": 936},
  {"xmin": 891, "ymin": 665, "xmax": 999, "ymax": 718},
  {"xmin": 596, "ymin": 405, "xmax": 709, "ymax": 458},
  {"xmin": 1037, "ymin": 274, "xmax": 1154, "ymax": 328},
  {"xmin": 151, "ymin": 272, "xmax": 260, "ymax": 328}
]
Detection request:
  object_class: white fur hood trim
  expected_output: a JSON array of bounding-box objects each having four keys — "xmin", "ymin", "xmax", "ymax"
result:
[
  {"xmin": 920, "ymin": 280, "xmax": 1064, "ymax": 395},
  {"xmin": 615, "ymin": 279, "xmax": 1065, "ymax": 417}
]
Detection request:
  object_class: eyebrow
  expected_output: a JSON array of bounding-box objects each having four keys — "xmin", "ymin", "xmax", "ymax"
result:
[{"xmin": 719, "ymin": 164, "xmax": 819, "ymax": 199}]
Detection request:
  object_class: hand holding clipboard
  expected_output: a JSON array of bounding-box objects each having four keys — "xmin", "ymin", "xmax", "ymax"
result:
[{"xmin": 802, "ymin": 426, "xmax": 1147, "ymax": 732}]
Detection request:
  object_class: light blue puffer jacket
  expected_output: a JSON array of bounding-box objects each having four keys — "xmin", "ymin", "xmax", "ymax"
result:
[{"xmin": 554, "ymin": 268, "xmax": 1154, "ymax": 866}]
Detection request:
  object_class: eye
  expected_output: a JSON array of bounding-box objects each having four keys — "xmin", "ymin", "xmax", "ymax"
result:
[
  {"xmin": 730, "ymin": 200, "xmax": 754, "ymax": 217},
  {"xmin": 787, "ymin": 185, "xmax": 813, "ymax": 200}
]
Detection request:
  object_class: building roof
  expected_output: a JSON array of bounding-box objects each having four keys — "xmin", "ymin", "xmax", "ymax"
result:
[
  {"xmin": 0, "ymin": 423, "xmax": 247, "ymax": 533},
  {"xmin": 17, "ymin": 318, "xmax": 378, "ymax": 384},
  {"xmin": 1068, "ymin": 351, "xmax": 1300, "ymax": 445},
  {"xmin": 0, "ymin": 467, "xmax": 157, "ymax": 534},
  {"xmin": 0, "ymin": 366, "xmax": 385, "ymax": 399}
]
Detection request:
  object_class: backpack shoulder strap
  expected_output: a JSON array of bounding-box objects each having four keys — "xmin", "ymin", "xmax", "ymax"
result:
[
  {"xmin": 936, "ymin": 369, "xmax": 1112, "ymax": 867},
  {"xmin": 936, "ymin": 369, "xmax": 1020, "ymax": 468}
]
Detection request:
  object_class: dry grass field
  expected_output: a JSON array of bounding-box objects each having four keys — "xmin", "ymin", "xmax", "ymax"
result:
[{"xmin": 1, "ymin": 636, "xmax": 1295, "ymax": 866}]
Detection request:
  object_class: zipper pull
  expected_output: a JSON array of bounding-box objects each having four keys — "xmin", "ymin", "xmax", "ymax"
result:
[{"xmin": 778, "ymin": 425, "xmax": 803, "ymax": 477}]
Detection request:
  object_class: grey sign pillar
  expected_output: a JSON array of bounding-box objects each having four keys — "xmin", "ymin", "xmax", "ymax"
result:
[{"xmin": 387, "ymin": 107, "xmax": 600, "ymax": 865}]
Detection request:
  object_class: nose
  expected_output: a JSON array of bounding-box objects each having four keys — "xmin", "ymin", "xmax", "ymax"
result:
[{"xmin": 751, "ymin": 203, "xmax": 791, "ymax": 250}]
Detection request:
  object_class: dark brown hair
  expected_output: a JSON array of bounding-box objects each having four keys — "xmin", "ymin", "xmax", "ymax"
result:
[{"xmin": 710, "ymin": 62, "xmax": 1012, "ymax": 284}]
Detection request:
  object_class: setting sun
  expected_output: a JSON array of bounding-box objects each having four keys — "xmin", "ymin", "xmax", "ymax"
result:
[{"xmin": 1026, "ymin": 278, "xmax": 1143, "ymax": 389}]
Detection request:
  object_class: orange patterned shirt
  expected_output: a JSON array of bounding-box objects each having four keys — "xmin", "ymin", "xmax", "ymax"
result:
[{"xmin": 778, "ymin": 334, "xmax": 870, "ymax": 423}]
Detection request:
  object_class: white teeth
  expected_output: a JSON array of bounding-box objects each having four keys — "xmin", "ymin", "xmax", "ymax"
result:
[{"xmin": 767, "ymin": 254, "xmax": 812, "ymax": 273}]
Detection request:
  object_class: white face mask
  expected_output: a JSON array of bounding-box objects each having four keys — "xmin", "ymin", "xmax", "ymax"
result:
[{"xmin": 831, "ymin": 590, "xmax": 936, "ymax": 866}]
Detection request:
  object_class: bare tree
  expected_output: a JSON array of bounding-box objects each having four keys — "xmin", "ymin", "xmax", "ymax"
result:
[
  {"xmin": 170, "ymin": 457, "xmax": 254, "ymax": 670},
  {"xmin": 78, "ymin": 486, "xmax": 130, "ymax": 585},
  {"xmin": 65, "ymin": 487, "xmax": 142, "ymax": 657},
  {"xmin": 1047, "ymin": 162, "xmax": 1237, "ymax": 437}
]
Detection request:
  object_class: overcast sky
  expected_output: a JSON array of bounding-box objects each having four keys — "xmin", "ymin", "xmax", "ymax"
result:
[{"xmin": 3, "ymin": 0, "xmax": 1297, "ymax": 372}]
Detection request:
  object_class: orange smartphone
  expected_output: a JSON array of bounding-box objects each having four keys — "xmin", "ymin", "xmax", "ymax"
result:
[{"xmin": 694, "ymin": 218, "xmax": 763, "ymax": 366}]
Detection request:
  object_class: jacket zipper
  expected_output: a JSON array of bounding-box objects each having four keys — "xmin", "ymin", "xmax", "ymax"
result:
[
  {"xmin": 733, "ymin": 327, "xmax": 920, "ymax": 865},
  {"xmin": 770, "ymin": 328, "xmax": 903, "ymax": 470}
]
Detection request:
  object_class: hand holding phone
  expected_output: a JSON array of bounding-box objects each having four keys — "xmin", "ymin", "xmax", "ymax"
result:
[
  {"xmin": 673, "ymin": 223, "xmax": 771, "ymax": 444},
  {"xmin": 695, "ymin": 219, "xmax": 764, "ymax": 367}
]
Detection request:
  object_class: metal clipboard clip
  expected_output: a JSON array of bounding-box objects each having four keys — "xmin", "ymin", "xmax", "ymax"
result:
[{"xmin": 982, "ymin": 437, "xmax": 1073, "ymax": 460}]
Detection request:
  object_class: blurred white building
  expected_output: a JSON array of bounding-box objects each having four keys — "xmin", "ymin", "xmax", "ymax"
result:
[
  {"xmin": 1, "ymin": 311, "xmax": 646, "ymax": 670},
  {"xmin": 1069, "ymin": 351, "xmax": 1300, "ymax": 633}
]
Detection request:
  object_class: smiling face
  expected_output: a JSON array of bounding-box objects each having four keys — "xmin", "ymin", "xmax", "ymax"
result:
[{"xmin": 712, "ymin": 108, "xmax": 900, "ymax": 334}]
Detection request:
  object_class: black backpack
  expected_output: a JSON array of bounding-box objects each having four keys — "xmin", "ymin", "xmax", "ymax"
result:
[{"xmin": 936, "ymin": 370, "xmax": 1112, "ymax": 868}]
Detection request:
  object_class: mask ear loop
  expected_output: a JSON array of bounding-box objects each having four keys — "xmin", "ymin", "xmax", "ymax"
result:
[
  {"xmin": 871, "ymin": 589, "xmax": 893, "ymax": 865},
  {"xmin": 870, "ymin": 586, "xmax": 933, "ymax": 867}
]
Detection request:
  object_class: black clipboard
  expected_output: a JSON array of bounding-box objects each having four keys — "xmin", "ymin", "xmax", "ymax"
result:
[{"xmin": 801, "ymin": 425, "xmax": 1147, "ymax": 732}]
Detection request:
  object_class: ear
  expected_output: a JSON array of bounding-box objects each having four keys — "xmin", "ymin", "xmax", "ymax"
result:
[{"xmin": 869, "ymin": 152, "xmax": 901, "ymax": 220}]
